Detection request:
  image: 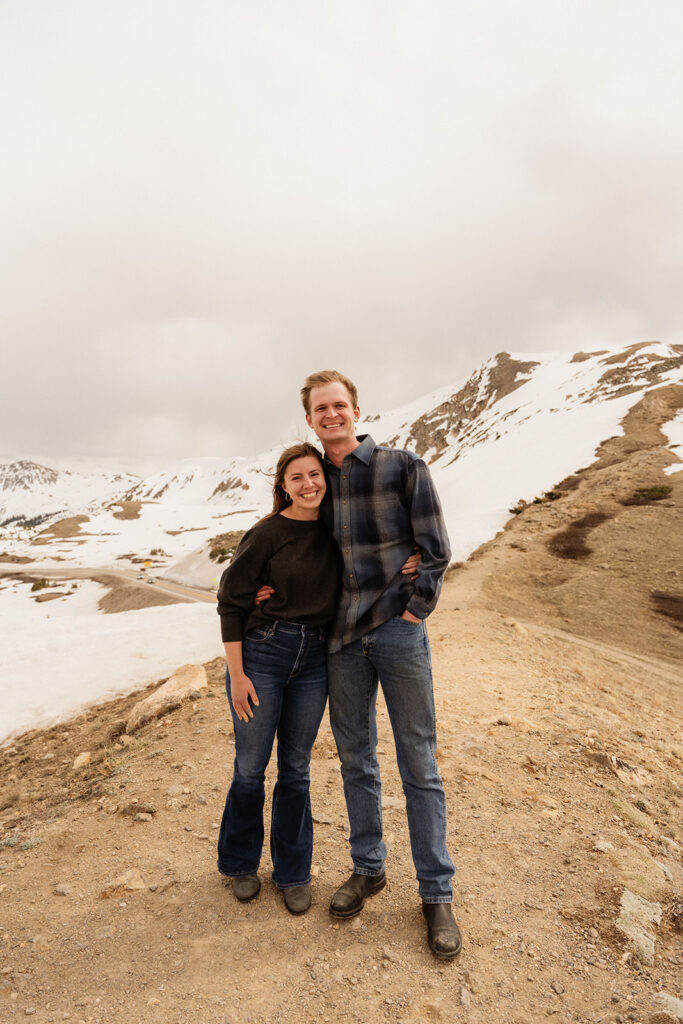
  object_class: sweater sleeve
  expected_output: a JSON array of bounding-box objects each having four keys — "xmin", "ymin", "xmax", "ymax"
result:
[{"xmin": 216, "ymin": 524, "xmax": 272, "ymax": 642}]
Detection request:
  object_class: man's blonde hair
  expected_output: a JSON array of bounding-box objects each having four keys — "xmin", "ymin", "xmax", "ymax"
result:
[{"xmin": 300, "ymin": 370, "xmax": 358, "ymax": 415}]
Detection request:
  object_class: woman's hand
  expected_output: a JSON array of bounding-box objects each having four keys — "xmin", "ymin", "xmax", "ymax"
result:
[
  {"xmin": 254, "ymin": 585, "xmax": 275, "ymax": 605},
  {"xmin": 401, "ymin": 546, "xmax": 422, "ymax": 579},
  {"xmin": 231, "ymin": 672, "xmax": 260, "ymax": 722}
]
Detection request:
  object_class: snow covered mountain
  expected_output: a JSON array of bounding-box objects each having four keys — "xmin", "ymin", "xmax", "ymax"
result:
[
  {"xmin": 0, "ymin": 459, "xmax": 139, "ymax": 529},
  {"xmin": 1, "ymin": 341, "xmax": 681, "ymax": 575}
]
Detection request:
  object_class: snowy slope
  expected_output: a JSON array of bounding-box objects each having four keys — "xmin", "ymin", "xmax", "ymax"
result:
[{"xmin": 0, "ymin": 459, "xmax": 139, "ymax": 527}]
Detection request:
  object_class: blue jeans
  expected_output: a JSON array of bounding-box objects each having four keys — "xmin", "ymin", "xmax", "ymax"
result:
[
  {"xmin": 327, "ymin": 615, "xmax": 454, "ymax": 903},
  {"xmin": 217, "ymin": 622, "xmax": 328, "ymax": 888}
]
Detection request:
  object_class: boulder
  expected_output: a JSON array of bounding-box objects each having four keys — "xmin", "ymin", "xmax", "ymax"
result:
[
  {"xmin": 616, "ymin": 889, "xmax": 662, "ymax": 966},
  {"xmin": 125, "ymin": 665, "xmax": 208, "ymax": 733}
]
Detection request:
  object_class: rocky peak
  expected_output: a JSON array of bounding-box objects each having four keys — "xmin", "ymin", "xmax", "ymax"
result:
[{"xmin": 0, "ymin": 460, "xmax": 60, "ymax": 492}]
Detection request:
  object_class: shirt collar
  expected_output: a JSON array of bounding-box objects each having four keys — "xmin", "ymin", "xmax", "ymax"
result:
[{"xmin": 323, "ymin": 434, "xmax": 376, "ymax": 469}]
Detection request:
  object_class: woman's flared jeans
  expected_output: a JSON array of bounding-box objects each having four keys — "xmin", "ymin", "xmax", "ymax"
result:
[{"xmin": 217, "ymin": 622, "xmax": 328, "ymax": 889}]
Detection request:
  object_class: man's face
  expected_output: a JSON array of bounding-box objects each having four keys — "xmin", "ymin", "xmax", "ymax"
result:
[{"xmin": 306, "ymin": 382, "xmax": 360, "ymax": 445}]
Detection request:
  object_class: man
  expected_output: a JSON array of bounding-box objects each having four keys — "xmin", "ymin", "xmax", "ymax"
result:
[{"xmin": 301, "ymin": 369, "xmax": 461, "ymax": 959}]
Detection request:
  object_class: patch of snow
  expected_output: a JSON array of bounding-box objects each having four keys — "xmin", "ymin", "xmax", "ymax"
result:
[
  {"xmin": 0, "ymin": 595, "xmax": 220, "ymax": 746},
  {"xmin": 662, "ymin": 411, "xmax": 683, "ymax": 475}
]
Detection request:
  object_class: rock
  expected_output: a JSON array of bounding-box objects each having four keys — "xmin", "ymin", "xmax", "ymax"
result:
[
  {"xmin": 609, "ymin": 755, "xmax": 650, "ymax": 787},
  {"xmin": 503, "ymin": 616, "xmax": 528, "ymax": 635},
  {"xmin": 72, "ymin": 752, "xmax": 91, "ymax": 770},
  {"xmin": 53, "ymin": 883, "xmax": 72, "ymax": 896},
  {"xmin": 649, "ymin": 1012, "xmax": 679, "ymax": 1024},
  {"xmin": 100, "ymin": 868, "xmax": 147, "ymax": 898},
  {"xmin": 594, "ymin": 840, "xmax": 614, "ymax": 853},
  {"xmin": 550, "ymin": 981, "xmax": 564, "ymax": 995},
  {"xmin": 459, "ymin": 986, "xmax": 471, "ymax": 1008},
  {"xmin": 115, "ymin": 868, "xmax": 147, "ymax": 891},
  {"xmin": 656, "ymin": 862, "xmax": 673, "ymax": 882},
  {"xmin": 165, "ymin": 785, "xmax": 184, "ymax": 797},
  {"xmin": 524, "ymin": 897, "xmax": 544, "ymax": 910},
  {"xmin": 133, "ymin": 812, "xmax": 153, "ymax": 823},
  {"xmin": 616, "ymin": 889, "xmax": 662, "ymax": 966},
  {"xmin": 654, "ymin": 993, "xmax": 683, "ymax": 1020},
  {"xmin": 120, "ymin": 802, "xmax": 156, "ymax": 817},
  {"xmin": 126, "ymin": 664, "xmax": 208, "ymax": 733},
  {"xmin": 381, "ymin": 796, "xmax": 404, "ymax": 811}
]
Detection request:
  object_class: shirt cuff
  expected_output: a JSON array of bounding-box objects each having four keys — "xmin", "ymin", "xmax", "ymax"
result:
[{"xmin": 405, "ymin": 595, "xmax": 431, "ymax": 620}]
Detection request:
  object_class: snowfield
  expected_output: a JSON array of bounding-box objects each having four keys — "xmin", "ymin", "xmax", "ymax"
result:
[{"xmin": 0, "ymin": 578, "xmax": 219, "ymax": 745}]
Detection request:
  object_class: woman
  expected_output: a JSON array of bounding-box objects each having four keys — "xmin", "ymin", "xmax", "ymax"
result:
[{"xmin": 216, "ymin": 442, "xmax": 339, "ymax": 915}]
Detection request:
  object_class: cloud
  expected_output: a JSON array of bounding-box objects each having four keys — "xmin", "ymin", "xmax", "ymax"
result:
[{"xmin": 1, "ymin": 0, "xmax": 682, "ymax": 459}]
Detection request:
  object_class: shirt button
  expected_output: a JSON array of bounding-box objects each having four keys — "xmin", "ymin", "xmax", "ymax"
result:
[{"xmin": 353, "ymin": 596, "xmax": 358, "ymax": 602}]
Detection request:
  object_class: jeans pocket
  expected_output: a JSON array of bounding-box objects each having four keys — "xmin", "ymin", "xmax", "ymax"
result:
[
  {"xmin": 245, "ymin": 624, "xmax": 274, "ymax": 643},
  {"xmin": 394, "ymin": 614, "xmax": 422, "ymax": 627}
]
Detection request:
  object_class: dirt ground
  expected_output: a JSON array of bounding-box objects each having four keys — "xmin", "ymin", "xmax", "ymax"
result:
[{"xmin": 1, "ymin": 390, "xmax": 682, "ymax": 1024}]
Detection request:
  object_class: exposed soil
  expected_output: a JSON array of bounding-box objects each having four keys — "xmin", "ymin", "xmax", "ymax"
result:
[
  {"xmin": 110, "ymin": 502, "xmax": 142, "ymax": 521},
  {"xmin": 94, "ymin": 579, "xmax": 190, "ymax": 615},
  {"xmin": 32, "ymin": 515, "xmax": 91, "ymax": 541}
]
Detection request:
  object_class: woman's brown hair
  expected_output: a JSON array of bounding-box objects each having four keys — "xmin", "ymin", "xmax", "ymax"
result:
[{"xmin": 265, "ymin": 442, "xmax": 325, "ymax": 517}]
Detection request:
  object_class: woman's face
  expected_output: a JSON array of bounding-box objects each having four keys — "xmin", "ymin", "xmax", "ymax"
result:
[{"xmin": 282, "ymin": 455, "xmax": 326, "ymax": 515}]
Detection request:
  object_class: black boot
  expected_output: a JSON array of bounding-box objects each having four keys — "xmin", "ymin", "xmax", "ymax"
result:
[
  {"xmin": 329, "ymin": 871, "xmax": 386, "ymax": 918},
  {"xmin": 422, "ymin": 902, "xmax": 462, "ymax": 959}
]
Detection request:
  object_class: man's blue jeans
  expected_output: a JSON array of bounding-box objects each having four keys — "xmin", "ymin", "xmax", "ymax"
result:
[
  {"xmin": 217, "ymin": 622, "xmax": 328, "ymax": 889},
  {"xmin": 327, "ymin": 615, "xmax": 454, "ymax": 903}
]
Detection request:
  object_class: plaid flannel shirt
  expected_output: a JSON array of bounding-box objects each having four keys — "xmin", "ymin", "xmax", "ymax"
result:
[{"xmin": 322, "ymin": 435, "xmax": 451, "ymax": 652}]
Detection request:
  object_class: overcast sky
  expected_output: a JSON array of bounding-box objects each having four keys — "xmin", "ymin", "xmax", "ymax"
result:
[{"xmin": 1, "ymin": 0, "xmax": 682, "ymax": 465}]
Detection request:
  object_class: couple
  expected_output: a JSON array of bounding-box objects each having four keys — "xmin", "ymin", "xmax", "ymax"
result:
[{"xmin": 216, "ymin": 369, "xmax": 461, "ymax": 959}]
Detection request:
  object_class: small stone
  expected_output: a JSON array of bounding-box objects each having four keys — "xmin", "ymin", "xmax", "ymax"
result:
[
  {"xmin": 25, "ymin": 1010, "xmax": 36, "ymax": 1016},
  {"xmin": 459, "ymin": 986, "xmax": 471, "ymax": 1008},
  {"xmin": 654, "ymin": 992, "xmax": 683, "ymax": 1020},
  {"xmin": 494, "ymin": 715, "xmax": 511, "ymax": 726},
  {"xmin": 311, "ymin": 865, "xmax": 320, "ymax": 878},
  {"xmin": 166, "ymin": 785, "xmax": 184, "ymax": 797},
  {"xmin": 593, "ymin": 840, "xmax": 614, "ymax": 853},
  {"xmin": 656, "ymin": 862, "xmax": 673, "ymax": 882},
  {"xmin": 54, "ymin": 884, "xmax": 72, "ymax": 896},
  {"xmin": 525, "ymin": 897, "xmax": 543, "ymax": 910},
  {"xmin": 133, "ymin": 813, "xmax": 153, "ymax": 823},
  {"xmin": 550, "ymin": 981, "xmax": 564, "ymax": 995},
  {"xmin": 72, "ymin": 752, "xmax": 91, "ymax": 770}
]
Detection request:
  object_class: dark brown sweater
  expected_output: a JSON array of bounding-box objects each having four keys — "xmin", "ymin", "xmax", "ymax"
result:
[{"xmin": 216, "ymin": 514, "xmax": 341, "ymax": 642}]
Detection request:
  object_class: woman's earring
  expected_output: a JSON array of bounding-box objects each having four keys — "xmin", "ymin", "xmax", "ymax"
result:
[{"xmin": 284, "ymin": 491, "xmax": 291, "ymax": 501}]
